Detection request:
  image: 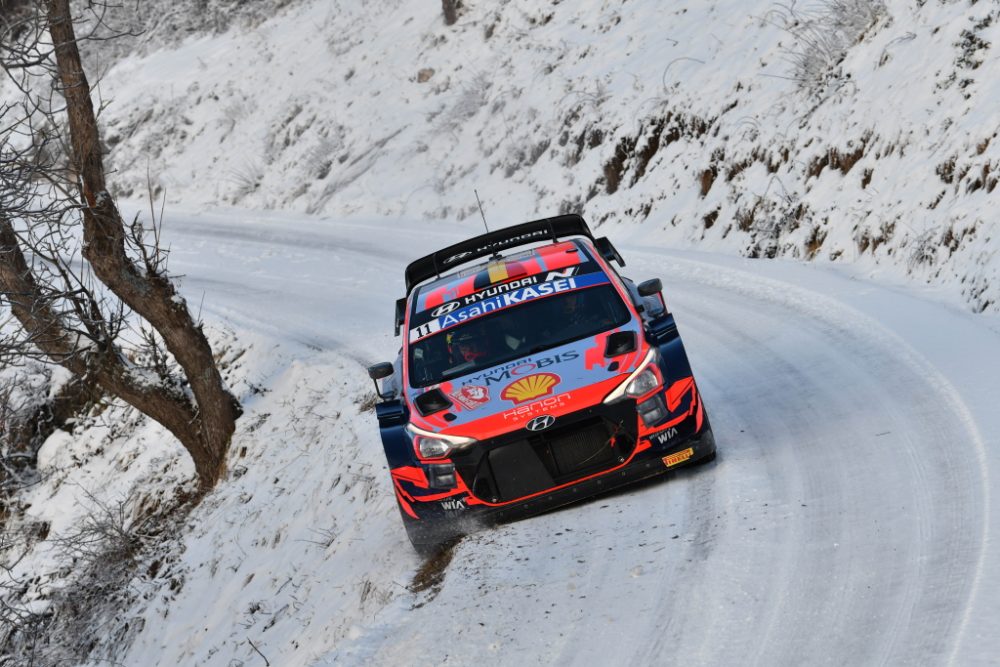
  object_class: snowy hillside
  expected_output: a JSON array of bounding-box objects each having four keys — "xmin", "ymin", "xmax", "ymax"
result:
[
  {"xmin": 94, "ymin": 0, "xmax": 1000, "ymax": 313},
  {"xmin": 3, "ymin": 1, "xmax": 1000, "ymax": 665}
]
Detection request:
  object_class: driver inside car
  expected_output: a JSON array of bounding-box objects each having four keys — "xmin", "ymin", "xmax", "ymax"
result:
[{"xmin": 448, "ymin": 328, "xmax": 490, "ymax": 364}]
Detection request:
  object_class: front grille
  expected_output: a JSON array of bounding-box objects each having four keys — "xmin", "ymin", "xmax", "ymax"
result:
[
  {"xmin": 453, "ymin": 403, "xmax": 637, "ymax": 504},
  {"xmin": 539, "ymin": 419, "xmax": 621, "ymax": 476}
]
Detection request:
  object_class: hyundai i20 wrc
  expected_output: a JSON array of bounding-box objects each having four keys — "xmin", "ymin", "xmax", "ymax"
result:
[{"xmin": 367, "ymin": 214, "xmax": 715, "ymax": 552}]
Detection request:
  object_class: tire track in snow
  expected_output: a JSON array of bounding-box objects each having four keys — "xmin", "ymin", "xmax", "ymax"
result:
[
  {"xmin": 616, "ymin": 255, "xmax": 987, "ymax": 665},
  {"xmin": 157, "ymin": 211, "xmax": 989, "ymax": 664}
]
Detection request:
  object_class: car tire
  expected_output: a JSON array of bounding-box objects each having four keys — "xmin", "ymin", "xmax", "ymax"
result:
[
  {"xmin": 398, "ymin": 503, "xmax": 449, "ymax": 556},
  {"xmin": 692, "ymin": 414, "xmax": 717, "ymax": 464}
]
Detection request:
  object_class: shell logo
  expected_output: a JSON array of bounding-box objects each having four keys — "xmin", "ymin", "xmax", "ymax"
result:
[{"xmin": 501, "ymin": 373, "xmax": 561, "ymax": 404}]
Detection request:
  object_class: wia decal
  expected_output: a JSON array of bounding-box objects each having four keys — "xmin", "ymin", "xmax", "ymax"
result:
[{"xmin": 653, "ymin": 427, "xmax": 679, "ymax": 445}]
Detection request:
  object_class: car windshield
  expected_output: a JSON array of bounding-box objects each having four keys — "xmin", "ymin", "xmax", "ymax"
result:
[{"xmin": 407, "ymin": 284, "xmax": 631, "ymax": 388}]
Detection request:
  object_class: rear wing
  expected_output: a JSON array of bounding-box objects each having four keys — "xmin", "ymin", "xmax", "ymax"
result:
[{"xmin": 403, "ymin": 213, "xmax": 624, "ymax": 296}]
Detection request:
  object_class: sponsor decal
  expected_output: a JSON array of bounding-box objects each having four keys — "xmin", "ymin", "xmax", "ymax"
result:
[
  {"xmin": 409, "ymin": 272, "xmax": 607, "ymax": 342},
  {"xmin": 487, "ymin": 261, "xmax": 510, "ymax": 284},
  {"xmin": 662, "ymin": 447, "xmax": 694, "ymax": 468},
  {"xmin": 543, "ymin": 267, "xmax": 578, "ymax": 281},
  {"xmin": 462, "ymin": 350, "xmax": 579, "ymax": 387},
  {"xmin": 503, "ymin": 392, "xmax": 572, "ymax": 422},
  {"xmin": 501, "ymin": 373, "xmax": 560, "ymax": 404},
  {"xmin": 444, "ymin": 250, "xmax": 473, "ymax": 263},
  {"xmin": 430, "ymin": 276, "xmax": 538, "ymax": 316},
  {"xmin": 653, "ymin": 426, "xmax": 679, "ymax": 445},
  {"xmin": 440, "ymin": 497, "xmax": 466, "ymax": 511},
  {"xmin": 442, "ymin": 230, "xmax": 550, "ymax": 266},
  {"xmin": 526, "ymin": 415, "xmax": 556, "ymax": 432},
  {"xmin": 432, "ymin": 301, "xmax": 461, "ymax": 317},
  {"xmin": 450, "ymin": 385, "xmax": 490, "ymax": 410}
]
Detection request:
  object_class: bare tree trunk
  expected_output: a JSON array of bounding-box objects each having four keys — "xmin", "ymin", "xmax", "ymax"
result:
[
  {"xmin": 0, "ymin": 219, "xmax": 216, "ymax": 485},
  {"xmin": 0, "ymin": 0, "xmax": 241, "ymax": 492}
]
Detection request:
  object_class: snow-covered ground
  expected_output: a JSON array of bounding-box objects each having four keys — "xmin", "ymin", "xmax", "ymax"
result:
[
  {"xmin": 7, "ymin": 207, "xmax": 995, "ymax": 665},
  {"xmin": 4, "ymin": 0, "xmax": 1000, "ymax": 664}
]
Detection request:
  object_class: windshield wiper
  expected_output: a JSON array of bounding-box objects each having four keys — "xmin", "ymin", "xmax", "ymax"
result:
[{"xmin": 439, "ymin": 361, "xmax": 475, "ymax": 381}]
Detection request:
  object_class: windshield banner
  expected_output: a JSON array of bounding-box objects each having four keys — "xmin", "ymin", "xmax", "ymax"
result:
[{"xmin": 408, "ymin": 272, "xmax": 609, "ymax": 342}]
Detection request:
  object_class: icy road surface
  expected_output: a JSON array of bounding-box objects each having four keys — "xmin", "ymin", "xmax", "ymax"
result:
[{"xmin": 161, "ymin": 209, "xmax": 999, "ymax": 666}]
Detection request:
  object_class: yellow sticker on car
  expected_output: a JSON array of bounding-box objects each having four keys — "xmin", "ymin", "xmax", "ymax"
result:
[{"xmin": 662, "ymin": 447, "xmax": 694, "ymax": 468}]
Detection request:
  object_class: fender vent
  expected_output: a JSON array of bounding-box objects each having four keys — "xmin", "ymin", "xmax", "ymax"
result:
[{"xmin": 604, "ymin": 331, "xmax": 636, "ymax": 357}]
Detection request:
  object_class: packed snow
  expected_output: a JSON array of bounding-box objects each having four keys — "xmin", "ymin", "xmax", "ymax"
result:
[{"xmin": 3, "ymin": 0, "xmax": 1000, "ymax": 665}]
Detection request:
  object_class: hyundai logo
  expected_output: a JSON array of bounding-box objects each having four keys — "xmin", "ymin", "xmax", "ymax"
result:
[
  {"xmin": 526, "ymin": 415, "xmax": 556, "ymax": 432},
  {"xmin": 431, "ymin": 301, "xmax": 461, "ymax": 317}
]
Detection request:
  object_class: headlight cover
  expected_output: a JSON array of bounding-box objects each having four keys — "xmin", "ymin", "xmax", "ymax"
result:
[
  {"xmin": 604, "ymin": 348, "xmax": 663, "ymax": 404},
  {"xmin": 406, "ymin": 424, "xmax": 476, "ymax": 459},
  {"xmin": 627, "ymin": 367, "xmax": 660, "ymax": 397}
]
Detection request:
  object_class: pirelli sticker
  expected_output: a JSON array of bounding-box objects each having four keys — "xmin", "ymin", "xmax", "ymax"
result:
[{"xmin": 662, "ymin": 447, "xmax": 694, "ymax": 468}]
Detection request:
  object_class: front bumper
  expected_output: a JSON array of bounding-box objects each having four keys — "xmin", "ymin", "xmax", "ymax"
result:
[{"xmin": 396, "ymin": 407, "xmax": 715, "ymax": 544}]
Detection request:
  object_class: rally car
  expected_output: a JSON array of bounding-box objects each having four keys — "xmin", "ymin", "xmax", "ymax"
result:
[{"xmin": 367, "ymin": 214, "xmax": 715, "ymax": 552}]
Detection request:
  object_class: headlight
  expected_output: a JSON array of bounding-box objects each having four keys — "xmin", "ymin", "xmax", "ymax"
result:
[
  {"xmin": 406, "ymin": 424, "xmax": 476, "ymax": 459},
  {"xmin": 626, "ymin": 368, "xmax": 660, "ymax": 397},
  {"xmin": 604, "ymin": 348, "xmax": 663, "ymax": 403}
]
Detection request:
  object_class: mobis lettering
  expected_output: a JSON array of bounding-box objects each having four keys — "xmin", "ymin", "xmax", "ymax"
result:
[{"xmin": 461, "ymin": 350, "xmax": 579, "ymax": 387}]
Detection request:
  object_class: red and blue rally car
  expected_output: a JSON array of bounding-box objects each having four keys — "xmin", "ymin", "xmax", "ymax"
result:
[{"xmin": 367, "ymin": 215, "xmax": 715, "ymax": 552}]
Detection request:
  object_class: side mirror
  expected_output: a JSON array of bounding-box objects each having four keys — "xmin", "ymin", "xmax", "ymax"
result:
[
  {"xmin": 368, "ymin": 362, "xmax": 394, "ymax": 380},
  {"xmin": 394, "ymin": 298, "xmax": 406, "ymax": 337},
  {"xmin": 637, "ymin": 278, "xmax": 662, "ymax": 297},
  {"xmin": 637, "ymin": 278, "xmax": 667, "ymax": 317},
  {"xmin": 367, "ymin": 362, "xmax": 395, "ymax": 400}
]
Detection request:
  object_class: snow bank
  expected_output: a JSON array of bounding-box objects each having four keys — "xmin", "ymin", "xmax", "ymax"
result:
[{"xmin": 95, "ymin": 0, "xmax": 999, "ymax": 313}]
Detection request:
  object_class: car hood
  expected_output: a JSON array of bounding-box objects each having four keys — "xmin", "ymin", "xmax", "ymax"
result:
[{"xmin": 407, "ymin": 324, "xmax": 646, "ymax": 440}]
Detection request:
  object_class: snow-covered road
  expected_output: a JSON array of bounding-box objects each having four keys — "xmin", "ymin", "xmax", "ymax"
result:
[{"xmin": 159, "ymin": 208, "xmax": 999, "ymax": 665}]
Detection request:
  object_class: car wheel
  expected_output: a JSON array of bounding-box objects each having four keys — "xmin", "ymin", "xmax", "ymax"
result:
[
  {"xmin": 398, "ymin": 503, "xmax": 449, "ymax": 555},
  {"xmin": 692, "ymin": 416, "xmax": 717, "ymax": 464}
]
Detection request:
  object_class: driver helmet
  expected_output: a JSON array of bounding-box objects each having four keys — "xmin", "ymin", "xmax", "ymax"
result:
[
  {"xmin": 561, "ymin": 291, "xmax": 585, "ymax": 318},
  {"xmin": 450, "ymin": 328, "xmax": 489, "ymax": 362}
]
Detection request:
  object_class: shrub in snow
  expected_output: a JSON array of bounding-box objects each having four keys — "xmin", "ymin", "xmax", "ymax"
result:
[{"xmin": 771, "ymin": 0, "xmax": 887, "ymax": 96}]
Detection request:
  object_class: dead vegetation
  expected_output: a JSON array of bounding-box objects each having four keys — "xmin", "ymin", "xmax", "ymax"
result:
[
  {"xmin": 805, "ymin": 225, "xmax": 829, "ymax": 259},
  {"xmin": 768, "ymin": 0, "xmax": 887, "ymax": 97},
  {"xmin": 1, "ymin": 486, "xmax": 196, "ymax": 665},
  {"xmin": 855, "ymin": 220, "xmax": 896, "ymax": 256},
  {"xmin": 602, "ymin": 111, "xmax": 714, "ymax": 195},
  {"xmin": 935, "ymin": 152, "xmax": 998, "ymax": 194},
  {"xmin": 806, "ymin": 133, "xmax": 871, "ymax": 179}
]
